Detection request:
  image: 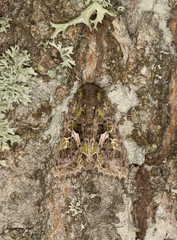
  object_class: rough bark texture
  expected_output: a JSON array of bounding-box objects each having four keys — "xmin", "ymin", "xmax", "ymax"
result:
[{"xmin": 0, "ymin": 0, "xmax": 176, "ymax": 240}]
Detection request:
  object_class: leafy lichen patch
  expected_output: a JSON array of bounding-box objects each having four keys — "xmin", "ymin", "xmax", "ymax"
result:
[
  {"xmin": 49, "ymin": 42, "xmax": 75, "ymax": 69},
  {"xmin": 0, "ymin": 45, "xmax": 37, "ymax": 151},
  {"xmin": 0, "ymin": 17, "xmax": 11, "ymax": 33},
  {"xmin": 48, "ymin": 41, "xmax": 75, "ymax": 85},
  {"xmin": 0, "ymin": 113, "xmax": 21, "ymax": 152},
  {"xmin": 51, "ymin": 1, "xmax": 116, "ymax": 39}
]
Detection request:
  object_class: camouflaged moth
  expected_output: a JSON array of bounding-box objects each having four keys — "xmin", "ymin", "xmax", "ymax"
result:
[{"xmin": 53, "ymin": 82, "xmax": 128, "ymax": 179}]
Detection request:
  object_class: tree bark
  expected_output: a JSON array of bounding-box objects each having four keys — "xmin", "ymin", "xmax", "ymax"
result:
[{"xmin": 0, "ymin": 0, "xmax": 176, "ymax": 240}]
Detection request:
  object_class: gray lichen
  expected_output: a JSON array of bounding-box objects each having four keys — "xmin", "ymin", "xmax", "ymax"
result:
[{"xmin": 0, "ymin": 45, "xmax": 37, "ymax": 151}]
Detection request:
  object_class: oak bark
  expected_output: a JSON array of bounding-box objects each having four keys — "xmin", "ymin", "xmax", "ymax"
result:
[{"xmin": 0, "ymin": 1, "xmax": 176, "ymax": 240}]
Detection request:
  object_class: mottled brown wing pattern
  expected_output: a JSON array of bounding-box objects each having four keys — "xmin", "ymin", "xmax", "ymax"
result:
[{"xmin": 53, "ymin": 82, "xmax": 128, "ymax": 179}]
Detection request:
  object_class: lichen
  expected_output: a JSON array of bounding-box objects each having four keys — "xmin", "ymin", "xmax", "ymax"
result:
[
  {"xmin": 0, "ymin": 45, "xmax": 37, "ymax": 151},
  {"xmin": 48, "ymin": 42, "xmax": 75, "ymax": 85},
  {"xmin": 0, "ymin": 113, "xmax": 21, "ymax": 151},
  {"xmin": 66, "ymin": 198, "xmax": 83, "ymax": 216},
  {"xmin": 50, "ymin": 1, "xmax": 115, "ymax": 39},
  {"xmin": 0, "ymin": 46, "xmax": 37, "ymax": 109},
  {"xmin": 0, "ymin": 17, "xmax": 11, "ymax": 33},
  {"xmin": 49, "ymin": 42, "xmax": 75, "ymax": 69}
]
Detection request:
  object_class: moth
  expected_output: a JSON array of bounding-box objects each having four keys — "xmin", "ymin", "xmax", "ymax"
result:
[{"xmin": 53, "ymin": 82, "xmax": 128, "ymax": 179}]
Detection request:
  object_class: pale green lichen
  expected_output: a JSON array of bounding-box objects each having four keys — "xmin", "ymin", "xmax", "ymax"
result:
[
  {"xmin": 0, "ymin": 46, "xmax": 37, "ymax": 109},
  {"xmin": 51, "ymin": 1, "xmax": 115, "ymax": 39},
  {"xmin": 48, "ymin": 64, "xmax": 68, "ymax": 85},
  {"xmin": 0, "ymin": 17, "xmax": 11, "ymax": 33},
  {"xmin": 49, "ymin": 42, "xmax": 75, "ymax": 68},
  {"xmin": 0, "ymin": 113, "xmax": 20, "ymax": 151},
  {"xmin": 48, "ymin": 42, "xmax": 75, "ymax": 85},
  {"xmin": 0, "ymin": 45, "xmax": 37, "ymax": 151},
  {"xmin": 66, "ymin": 198, "xmax": 83, "ymax": 216},
  {"xmin": 0, "ymin": 160, "xmax": 6, "ymax": 167}
]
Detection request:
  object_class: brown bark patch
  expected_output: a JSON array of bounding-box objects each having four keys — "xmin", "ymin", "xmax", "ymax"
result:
[
  {"xmin": 149, "ymin": 7, "xmax": 177, "ymax": 159},
  {"xmin": 159, "ymin": 61, "xmax": 177, "ymax": 156},
  {"xmin": 82, "ymin": 32, "xmax": 98, "ymax": 82},
  {"xmin": 169, "ymin": 5, "xmax": 177, "ymax": 48},
  {"xmin": 0, "ymin": 0, "xmax": 4, "ymax": 17},
  {"xmin": 134, "ymin": 167, "xmax": 153, "ymax": 240}
]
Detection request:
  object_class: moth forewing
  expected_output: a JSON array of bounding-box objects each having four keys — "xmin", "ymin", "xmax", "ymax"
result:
[{"xmin": 53, "ymin": 82, "xmax": 128, "ymax": 179}]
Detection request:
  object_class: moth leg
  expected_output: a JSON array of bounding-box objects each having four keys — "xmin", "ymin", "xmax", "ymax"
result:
[
  {"xmin": 77, "ymin": 154, "xmax": 83, "ymax": 166},
  {"xmin": 97, "ymin": 154, "xmax": 103, "ymax": 166}
]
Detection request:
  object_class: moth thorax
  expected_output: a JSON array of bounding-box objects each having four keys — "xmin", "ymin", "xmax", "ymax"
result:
[
  {"xmin": 85, "ymin": 123, "xmax": 93, "ymax": 135},
  {"xmin": 86, "ymin": 107, "xmax": 95, "ymax": 121}
]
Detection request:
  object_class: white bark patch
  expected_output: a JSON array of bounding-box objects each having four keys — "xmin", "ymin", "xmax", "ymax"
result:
[
  {"xmin": 138, "ymin": 0, "xmax": 154, "ymax": 12},
  {"xmin": 138, "ymin": 0, "xmax": 175, "ymax": 52},
  {"xmin": 112, "ymin": 17, "xmax": 132, "ymax": 66},
  {"xmin": 115, "ymin": 197, "xmax": 136, "ymax": 240},
  {"xmin": 123, "ymin": 140, "xmax": 145, "ymax": 165},
  {"xmin": 119, "ymin": 120, "xmax": 135, "ymax": 139},
  {"xmin": 145, "ymin": 193, "xmax": 177, "ymax": 240},
  {"xmin": 107, "ymin": 83, "xmax": 145, "ymax": 165},
  {"xmin": 107, "ymin": 83, "xmax": 138, "ymax": 114},
  {"xmin": 44, "ymin": 81, "xmax": 79, "ymax": 146},
  {"xmin": 118, "ymin": 120, "xmax": 146, "ymax": 165},
  {"xmin": 99, "ymin": 74, "xmax": 113, "ymax": 87}
]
